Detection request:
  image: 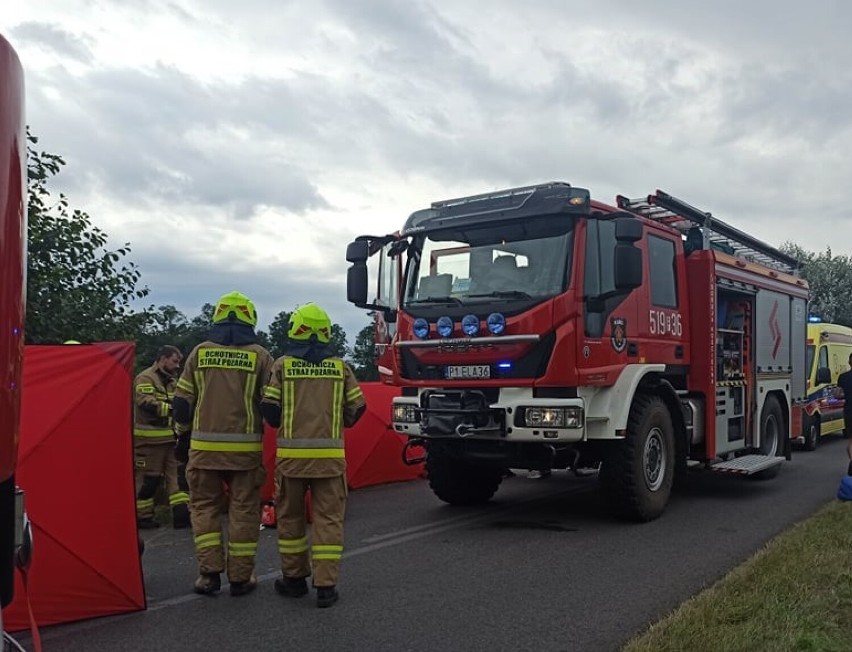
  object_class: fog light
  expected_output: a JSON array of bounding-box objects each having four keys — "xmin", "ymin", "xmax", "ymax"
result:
[
  {"xmin": 461, "ymin": 314, "xmax": 479, "ymax": 336},
  {"xmin": 523, "ymin": 406, "xmax": 583, "ymax": 429},
  {"xmin": 487, "ymin": 312, "xmax": 505, "ymax": 335},
  {"xmin": 392, "ymin": 404, "xmax": 418, "ymax": 423}
]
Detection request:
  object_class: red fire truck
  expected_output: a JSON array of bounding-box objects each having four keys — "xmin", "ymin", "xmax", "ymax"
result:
[
  {"xmin": 0, "ymin": 33, "xmax": 26, "ymax": 636},
  {"xmin": 346, "ymin": 182, "xmax": 808, "ymax": 521}
]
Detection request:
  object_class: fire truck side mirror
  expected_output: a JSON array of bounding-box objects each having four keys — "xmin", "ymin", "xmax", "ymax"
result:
[
  {"xmin": 614, "ymin": 244, "xmax": 643, "ymax": 290},
  {"xmin": 347, "ymin": 263, "xmax": 369, "ymax": 306},
  {"xmin": 346, "ymin": 240, "xmax": 370, "ymax": 264},
  {"xmin": 614, "ymin": 215, "xmax": 643, "ymax": 242},
  {"xmin": 612, "ymin": 215, "xmax": 643, "ymax": 290}
]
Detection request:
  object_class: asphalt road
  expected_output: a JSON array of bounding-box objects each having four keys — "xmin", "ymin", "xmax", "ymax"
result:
[{"xmin": 14, "ymin": 436, "xmax": 851, "ymax": 652}]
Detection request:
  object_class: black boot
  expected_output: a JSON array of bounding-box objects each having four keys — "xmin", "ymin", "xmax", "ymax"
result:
[
  {"xmin": 137, "ymin": 517, "xmax": 160, "ymax": 530},
  {"xmin": 316, "ymin": 586, "xmax": 339, "ymax": 608},
  {"xmin": 172, "ymin": 504, "xmax": 191, "ymax": 529},
  {"xmin": 229, "ymin": 575, "xmax": 257, "ymax": 597},
  {"xmin": 274, "ymin": 576, "xmax": 308, "ymax": 598},
  {"xmin": 193, "ymin": 572, "xmax": 221, "ymax": 595}
]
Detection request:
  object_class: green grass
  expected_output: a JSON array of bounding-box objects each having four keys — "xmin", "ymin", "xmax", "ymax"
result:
[{"xmin": 623, "ymin": 501, "xmax": 852, "ymax": 652}]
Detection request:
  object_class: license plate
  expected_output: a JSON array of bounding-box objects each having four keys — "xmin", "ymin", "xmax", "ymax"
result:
[{"xmin": 445, "ymin": 365, "xmax": 491, "ymax": 380}]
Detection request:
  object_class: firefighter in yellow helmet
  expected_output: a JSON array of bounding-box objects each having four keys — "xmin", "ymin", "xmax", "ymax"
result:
[
  {"xmin": 172, "ymin": 291, "xmax": 274, "ymax": 597},
  {"xmin": 133, "ymin": 344, "xmax": 189, "ymax": 529},
  {"xmin": 261, "ymin": 302, "xmax": 365, "ymax": 608}
]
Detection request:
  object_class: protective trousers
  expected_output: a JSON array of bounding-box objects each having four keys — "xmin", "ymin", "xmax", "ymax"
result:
[
  {"xmin": 134, "ymin": 440, "xmax": 189, "ymax": 519},
  {"xmin": 186, "ymin": 466, "xmax": 265, "ymax": 583},
  {"xmin": 276, "ymin": 474, "xmax": 347, "ymax": 588}
]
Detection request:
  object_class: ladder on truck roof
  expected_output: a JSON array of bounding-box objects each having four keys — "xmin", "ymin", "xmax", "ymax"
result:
[{"xmin": 616, "ymin": 190, "xmax": 801, "ymax": 275}]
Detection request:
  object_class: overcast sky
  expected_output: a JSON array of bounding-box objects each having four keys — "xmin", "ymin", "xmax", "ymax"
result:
[{"xmin": 4, "ymin": 1, "xmax": 851, "ymax": 342}]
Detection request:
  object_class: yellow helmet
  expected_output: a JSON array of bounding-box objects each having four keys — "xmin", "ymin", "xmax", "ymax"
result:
[
  {"xmin": 212, "ymin": 291, "xmax": 258, "ymax": 327},
  {"xmin": 288, "ymin": 303, "xmax": 332, "ymax": 344}
]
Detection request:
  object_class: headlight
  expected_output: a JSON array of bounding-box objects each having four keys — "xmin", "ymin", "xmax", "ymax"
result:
[
  {"xmin": 392, "ymin": 404, "xmax": 418, "ymax": 423},
  {"xmin": 523, "ymin": 406, "xmax": 583, "ymax": 429},
  {"xmin": 413, "ymin": 318, "xmax": 429, "ymax": 339},
  {"xmin": 436, "ymin": 316, "xmax": 454, "ymax": 338}
]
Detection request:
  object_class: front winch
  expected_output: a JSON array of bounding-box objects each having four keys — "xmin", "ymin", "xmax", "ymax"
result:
[{"xmin": 419, "ymin": 390, "xmax": 505, "ymax": 438}]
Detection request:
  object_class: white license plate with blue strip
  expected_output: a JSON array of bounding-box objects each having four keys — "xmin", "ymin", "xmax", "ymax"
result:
[{"xmin": 445, "ymin": 365, "xmax": 490, "ymax": 380}]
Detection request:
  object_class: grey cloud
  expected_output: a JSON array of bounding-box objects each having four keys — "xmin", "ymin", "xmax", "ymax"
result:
[
  {"xmin": 81, "ymin": 0, "xmax": 195, "ymax": 22},
  {"xmin": 26, "ymin": 65, "xmax": 328, "ymax": 217},
  {"xmin": 716, "ymin": 63, "xmax": 852, "ymax": 144},
  {"xmin": 19, "ymin": 0, "xmax": 852, "ymax": 267},
  {"xmin": 132, "ymin": 245, "xmax": 372, "ymax": 344},
  {"xmin": 324, "ymin": 0, "xmax": 471, "ymax": 63},
  {"xmin": 10, "ymin": 21, "xmax": 94, "ymax": 63},
  {"xmin": 534, "ymin": 0, "xmax": 852, "ymax": 66}
]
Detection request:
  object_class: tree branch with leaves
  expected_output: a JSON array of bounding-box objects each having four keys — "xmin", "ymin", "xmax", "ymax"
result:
[{"xmin": 26, "ymin": 130, "xmax": 148, "ymax": 343}]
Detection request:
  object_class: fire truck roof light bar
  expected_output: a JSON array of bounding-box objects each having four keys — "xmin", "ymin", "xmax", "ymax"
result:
[
  {"xmin": 431, "ymin": 182, "xmax": 569, "ymax": 210},
  {"xmin": 402, "ymin": 182, "xmax": 591, "ymax": 235},
  {"xmin": 616, "ymin": 190, "xmax": 801, "ymax": 274}
]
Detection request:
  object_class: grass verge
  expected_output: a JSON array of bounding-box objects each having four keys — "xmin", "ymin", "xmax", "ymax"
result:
[{"xmin": 623, "ymin": 500, "xmax": 852, "ymax": 652}]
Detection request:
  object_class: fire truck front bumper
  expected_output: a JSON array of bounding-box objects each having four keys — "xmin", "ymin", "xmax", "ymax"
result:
[{"xmin": 391, "ymin": 389, "xmax": 585, "ymax": 443}]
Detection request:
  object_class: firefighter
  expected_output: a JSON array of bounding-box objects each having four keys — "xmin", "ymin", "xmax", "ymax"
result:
[
  {"xmin": 173, "ymin": 291, "xmax": 273, "ymax": 597},
  {"xmin": 133, "ymin": 345, "xmax": 189, "ymax": 529},
  {"xmin": 836, "ymin": 353, "xmax": 852, "ymax": 475},
  {"xmin": 261, "ymin": 303, "xmax": 366, "ymax": 608}
]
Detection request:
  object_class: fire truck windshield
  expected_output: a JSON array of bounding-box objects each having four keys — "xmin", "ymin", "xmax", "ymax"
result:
[{"xmin": 402, "ymin": 215, "xmax": 575, "ymax": 307}]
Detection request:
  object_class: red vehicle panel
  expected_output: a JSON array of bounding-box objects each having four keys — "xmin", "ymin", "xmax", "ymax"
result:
[
  {"xmin": 0, "ymin": 34, "xmax": 25, "ymax": 483},
  {"xmin": 0, "ymin": 32, "xmax": 25, "ymax": 616}
]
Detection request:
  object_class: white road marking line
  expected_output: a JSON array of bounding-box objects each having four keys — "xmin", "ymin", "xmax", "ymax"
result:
[{"xmin": 148, "ymin": 486, "xmax": 586, "ymax": 611}]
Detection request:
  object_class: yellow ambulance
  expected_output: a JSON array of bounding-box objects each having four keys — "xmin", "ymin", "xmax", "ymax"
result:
[{"xmin": 801, "ymin": 320, "xmax": 852, "ymax": 449}]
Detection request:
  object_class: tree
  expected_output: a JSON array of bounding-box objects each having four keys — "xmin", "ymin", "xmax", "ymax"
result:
[
  {"xmin": 26, "ymin": 131, "xmax": 148, "ymax": 343},
  {"xmin": 329, "ymin": 324, "xmax": 349, "ymax": 359},
  {"xmin": 351, "ymin": 323, "xmax": 379, "ymax": 381},
  {"xmin": 133, "ymin": 303, "xmax": 213, "ymax": 373},
  {"xmin": 267, "ymin": 310, "xmax": 291, "ymax": 359},
  {"xmin": 133, "ymin": 302, "xmax": 273, "ymax": 373},
  {"xmin": 780, "ymin": 244, "xmax": 852, "ymax": 326}
]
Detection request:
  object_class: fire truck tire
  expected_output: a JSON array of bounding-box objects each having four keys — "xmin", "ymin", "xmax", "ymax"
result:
[
  {"xmin": 753, "ymin": 396, "xmax": 783, "ymax": 480},
  {"xmin": 802, "ymin": 415, "xmax": 820, "ymax": 452},
  {"xmin": 426, "ymin": 445, "xmax": 503, "ymax": 505},
  {"xmin": 600, "ymin": 394, "xmax": 674, "ymax": 522}
]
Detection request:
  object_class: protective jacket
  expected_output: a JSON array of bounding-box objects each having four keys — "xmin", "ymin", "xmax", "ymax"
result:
[
  {"xmin": 134, "ymin": 363, "xmax": 177, "ymax": 442},
  {"xmin": 174, "ymin": 337, "xmax": 274, "ymax": 471},
  {"xmin": 261, "ymin": 354, "xmax": 365, "ymax": 478},
  {"xmin": 839, "ymin": 370, "xmax": 852, "ymax": 418}
]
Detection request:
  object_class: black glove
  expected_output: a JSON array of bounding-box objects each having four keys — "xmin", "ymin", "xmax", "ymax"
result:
[{"xmin": 175, "ymin": 435, "xmax": 190, "ymax": 464}]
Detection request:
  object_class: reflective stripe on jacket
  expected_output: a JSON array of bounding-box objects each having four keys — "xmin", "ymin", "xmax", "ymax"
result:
[
  {"xmin": 133, "ymin": 425, "xmax": 174, "ymax": 438},
  {"xmin": 134, "ymin": 364, "xmax": 176, "ymax": 442},
  {"xmin": 190, "ymin": 430, "xmax": 263, "ymax": 453}
]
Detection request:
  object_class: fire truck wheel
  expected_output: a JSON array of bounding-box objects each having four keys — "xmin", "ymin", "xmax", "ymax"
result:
[
  {"xmin": 753, "ymin": 396, "xmax": 783, "ymax": 480},
  {"xmin": 600, "ymin": 394, "xmax": 674, "ymax": 522},
  {"xmin": 802, "ymin": 415, "xmax": 820, "ymax": 452},
  {"xmin": 426, "ymin": 445, "xmax": 503, "ymax": 505}
]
